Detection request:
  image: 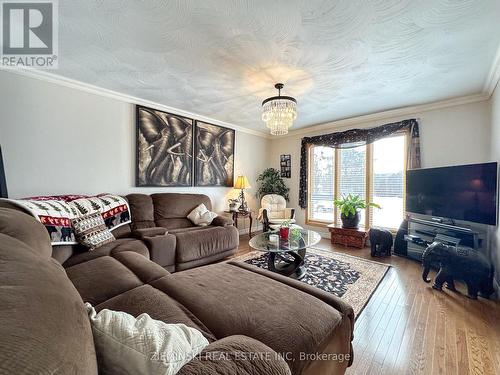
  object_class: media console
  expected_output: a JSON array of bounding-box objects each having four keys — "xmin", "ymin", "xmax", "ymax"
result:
[{"xmin": 403, "ymin": 217, "xmax": 486, "ymax": 262}]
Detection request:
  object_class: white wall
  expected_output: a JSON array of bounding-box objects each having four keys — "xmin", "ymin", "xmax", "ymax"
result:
[
  {"xmin": 489, "ymin": 86, "xmax": 500, "ymax": 287},
  {"xmin": 0, "ymin": 71, "xmax": 269, "ymax": 231},
  {"xmin": 268, "ymin": 100, "xmax": 493, "ymax": 231},
  {"xmin": 0, "ymin": 69, "xmax": 496, "ymax": 240}
]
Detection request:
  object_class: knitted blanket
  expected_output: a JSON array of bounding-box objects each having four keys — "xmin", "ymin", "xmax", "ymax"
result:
[{"xmin": 0, "ymin": 194, "xmax": 131, "ymax": 245}]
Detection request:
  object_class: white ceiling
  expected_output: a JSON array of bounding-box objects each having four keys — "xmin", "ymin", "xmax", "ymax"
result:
[{"xmin": 56, "ymin": 0, "xmax": 500, "ymax": 132}]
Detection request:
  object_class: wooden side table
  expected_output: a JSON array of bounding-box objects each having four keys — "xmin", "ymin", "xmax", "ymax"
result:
[
  {"xmin": 225, "ymin": 210, "xmax": 253, "ymax": 237},
  {"xmin": 327, "ymin": 224, "xmax": 368, "ymax": 249}
]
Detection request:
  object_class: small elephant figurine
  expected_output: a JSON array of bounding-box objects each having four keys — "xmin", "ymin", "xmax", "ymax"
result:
[
  {"xmin": 422, "ymin": 241, "xmax": 495, "ymax": 299},
  {"xmin": 369, "ymin": 228, "xmax": 393, "ymax": 257}
]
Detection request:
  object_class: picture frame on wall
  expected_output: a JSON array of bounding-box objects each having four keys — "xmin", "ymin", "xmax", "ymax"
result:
[
  {"xmin": 136, "ymin": 105, "xmax": 193, "ymax": 187},
  {"xmin": 194, "ymin": 121, "xmax": 235, "ymax": 187},
  {"xmin": 280, "ymin": 154, "xmax": 291, "ymax": 178}
]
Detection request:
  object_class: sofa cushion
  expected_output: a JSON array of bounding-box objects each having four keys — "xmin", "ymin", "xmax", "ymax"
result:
[
  {"xmin": 167, "ymin": 226, "xmax": 207, "ymax": 235},
  {"xmin": 157, "ymin": 218, "xmax": 195, "ymax": 230},
  {"xmin": 158, "ymin": 262, "xmax": 347, "ymax": 375},
  {"xmin": 86, "ymin": 303, "xmax": 209, "ymax": 375},
  {"xmin": 126, "ymin": 194, "xmax": 155, "ymax": 230},
  {"xmin": 152, "ymin": 193, "xmax": 212, "ymax": 219},
  {"xmin": 175, "ymin": 226, "xmax": 239, "ymax": 263},
  {"xmin": 66, "ymin": 256, "xmax": 144, "ymax": 306},
  {"xmin": 95, "ymin": 284, "xmax": 216, "ymax": 342},
  {"xmin": 62, "ymin": 238, "xmax": 149, "ymax": 268},
  {"xmin": 178, "ymin": 335, "xmax": 291, "ymax": 375},
  {"xmin": 0, "ymin": 207, "xmax": 53, "ymax": 258},
  {"xmin": 0, "ymin": 233, "xmax": 98, "ymax": 374}
]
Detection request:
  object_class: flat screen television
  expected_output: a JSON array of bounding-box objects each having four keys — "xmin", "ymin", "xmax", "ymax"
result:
[{"xmin": 406, "ymin": 162, "xmax": 498, "ymax": 226}]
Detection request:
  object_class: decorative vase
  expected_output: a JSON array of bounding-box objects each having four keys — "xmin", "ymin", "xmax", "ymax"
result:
[
  {"xmin": 341, "ymin": 210, "xmax": 361, "ymax": 229},
  {"xmin": 229, "ymin": 203, "xmax": 238, "ymax": 212},
  {"xmin": 279, "ymin": 227, "xmax": 290, "ymax": 240}
]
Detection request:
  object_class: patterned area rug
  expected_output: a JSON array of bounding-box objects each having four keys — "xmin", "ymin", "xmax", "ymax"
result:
[{"xmin": 233, "ymin": 247, "xmax": 390, "ymax": 318}]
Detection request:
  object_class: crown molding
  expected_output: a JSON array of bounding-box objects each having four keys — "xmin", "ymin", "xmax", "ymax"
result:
[
  {"xmin": 0, "ymin": 67, "xmax": 271, "ymax": 139},
  {"xmin": 278, "ymin": 93, "xmax": 490, "ymax": 138},
  {"xmin": 484, "ymin": 43, "xmax": 500, "ymax": 97},
  {"xmin": 1, "ymin": 68, "xmax": 492, "ymax": 141}
]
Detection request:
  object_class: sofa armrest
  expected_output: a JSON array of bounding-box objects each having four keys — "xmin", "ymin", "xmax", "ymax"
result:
[
  {"xmin": 139, "ymin": 233, "xmax": 176, "ymax": 270},
  {"xmin": 178, "ymin": 335, "xmax": 291, "ymax": 375},
  {"xmin": 212, "ymin": 215, "xmax": 233, "ymax": 227},
  {"xmin": 131, "ymin": 227, "xmax": 167, "ymax": 239}
]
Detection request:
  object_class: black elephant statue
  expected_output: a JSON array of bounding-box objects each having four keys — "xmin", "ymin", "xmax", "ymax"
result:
[
  {"xmin": 422, "ymin": 241, "xmax": 494, "ymax": 299},
  {"xmin": 369, "ymin": 227, "xmax": 393, "ymax": 257}
]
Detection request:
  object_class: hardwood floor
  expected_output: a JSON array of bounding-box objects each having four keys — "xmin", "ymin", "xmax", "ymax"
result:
[{"xmin": 235, "ymin": 235, "xmax": 500, "ymax": 375}]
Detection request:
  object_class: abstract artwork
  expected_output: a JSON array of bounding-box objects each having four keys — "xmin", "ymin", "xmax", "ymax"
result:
[
  {"xmin": 194, "ymin": 121, "xmax": 235, "ymax": 187},
  {"xmin": 136, "ymin": 106, "xmax": 193, "ymax": 186},
  {"xmin": 281, "ymin": 154, "xmax": 291, "ymax": 178}
]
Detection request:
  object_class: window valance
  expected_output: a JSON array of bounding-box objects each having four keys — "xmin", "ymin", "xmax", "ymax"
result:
[{"xmin": 299, "ymin": 119, "xmax": 421, "ymax": 209}]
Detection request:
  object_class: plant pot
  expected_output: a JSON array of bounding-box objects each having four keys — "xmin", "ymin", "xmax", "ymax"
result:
[
  {"xmin": 341, "ymin": 210, "xmax": 361, "ymax": 229},
  {"xmin": 279, "ymin": 227, "xmax": 290, "ymax": 240}
]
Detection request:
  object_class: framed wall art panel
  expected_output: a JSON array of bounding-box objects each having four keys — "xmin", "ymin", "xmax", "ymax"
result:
[
  {"xmin": 194, "ymin": 121, "xmax": 235, "ymax": 187},
  {"xmin": 136, "ymin": 105, "xmax": 193, "ymax": 187}
]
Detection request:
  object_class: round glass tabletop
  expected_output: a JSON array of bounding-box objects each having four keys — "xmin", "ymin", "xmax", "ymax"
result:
[{"xmin": 249, "ymin": 229, "xmax": 321, "ymax": 253}]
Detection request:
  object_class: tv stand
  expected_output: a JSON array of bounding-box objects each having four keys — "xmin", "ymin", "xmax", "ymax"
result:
[{"xmin": 403, "ymin": 217, "xmax": 484, "ymax": 262}]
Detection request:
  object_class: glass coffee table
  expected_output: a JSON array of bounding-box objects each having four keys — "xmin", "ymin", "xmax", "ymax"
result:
[{"xmin": 248, "ymin": 229, "xmax": 321, "ymax": 279}]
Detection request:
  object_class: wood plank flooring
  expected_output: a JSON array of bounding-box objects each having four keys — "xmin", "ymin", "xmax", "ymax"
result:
[{"xmin": 234, "ymin": 235, "xmax": 500, "ymax": 375}]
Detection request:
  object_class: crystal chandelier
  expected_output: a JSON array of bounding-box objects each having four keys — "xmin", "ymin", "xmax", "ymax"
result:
[{"xmin": 262, "ymin": 83, "xmax": 297, "ymax": 136}]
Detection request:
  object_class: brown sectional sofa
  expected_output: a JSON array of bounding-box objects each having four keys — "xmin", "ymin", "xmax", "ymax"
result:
[
  {"xmin": 0, "ymin": 193, "xmax": 239, "ymax": 272},
  {"xmin": 0, "ymin": 204, "xmax": 354, "ymax": 374},
  {"xmin": 126, "ymin": 193, "xmax": 239, "ymax": 271}
]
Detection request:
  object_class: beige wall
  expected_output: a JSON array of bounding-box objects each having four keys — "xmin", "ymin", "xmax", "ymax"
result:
[
  {"xmin": 0, "ymin": 71, "xmax": 269, "ymax": 233},
  {"xmin": 0, "ymin": 69, "xmax": 497, "ymax": 245},
  {"xmin": 268, "ymin": 100, "xmax": 493, "ymax": 233}
]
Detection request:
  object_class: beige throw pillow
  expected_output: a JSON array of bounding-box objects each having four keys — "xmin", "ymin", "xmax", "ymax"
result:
[
  {"xmin": 187, "ymin": 204, "xmax": 217, "ymax": 226},
  {"xmin": 85, "ymin": 304, "xmax": 209, "ymax": 375},
  {"xmin": 71, "ymin": 212, "xmax": 115, "ymax": 250}
]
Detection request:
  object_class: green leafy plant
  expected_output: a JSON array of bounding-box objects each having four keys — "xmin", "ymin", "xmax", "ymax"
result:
[
  {"xmin": 256, "ymin": 168, "xmax": 290, "ymax": 201},
  {"xmin": 280, "ymin": 219, "xmax": 292, "ymax": 228},
  {"xmin": 290, "ymin": 227, "xmax": 302, "ymax": 240},
  {"xmin": 333, "ymin": 194, "xmax": 381, "ymax": 217}
]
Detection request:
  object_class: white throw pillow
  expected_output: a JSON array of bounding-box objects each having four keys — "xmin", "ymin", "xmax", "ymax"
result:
[
  {"xmin": 187, "ymin": 203, "xmax": 217, "ymax": 226},
  {"xmin": 85, "ymin": 303, "xmax": 209, "ymax": 375}
]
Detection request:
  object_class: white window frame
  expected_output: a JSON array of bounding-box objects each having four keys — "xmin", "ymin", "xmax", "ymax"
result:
[{"xmin": 306, "ymin": 132, "xmax": 408, "ymax": 230}]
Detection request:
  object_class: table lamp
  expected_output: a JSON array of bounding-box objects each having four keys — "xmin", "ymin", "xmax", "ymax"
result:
[{"xmin": 234, "ymin": 175, "xmax": 251, "ymax": 212}]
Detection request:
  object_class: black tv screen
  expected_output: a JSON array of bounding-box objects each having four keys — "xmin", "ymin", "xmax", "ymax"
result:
[{"xmin": 406, "ymin": 162, "xmax": 498, "ymax": 225}]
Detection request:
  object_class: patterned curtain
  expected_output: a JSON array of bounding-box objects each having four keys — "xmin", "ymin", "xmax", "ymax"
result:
[{"xmin": 299, "ymin": 119, "xmax": 421, "ymax": 209}]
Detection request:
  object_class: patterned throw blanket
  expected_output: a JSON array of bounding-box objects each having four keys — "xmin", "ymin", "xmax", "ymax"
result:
[{"xmin": 0, "ymin": 194, "xmax": 131, "ymax": 245}]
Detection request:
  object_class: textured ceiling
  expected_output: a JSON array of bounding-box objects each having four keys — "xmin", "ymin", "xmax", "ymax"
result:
[{"xmin": 56, "ymin": 0, "xmax": 500, "ymax": 132}]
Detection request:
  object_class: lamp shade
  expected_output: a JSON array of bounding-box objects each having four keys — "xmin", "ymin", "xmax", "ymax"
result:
[{"xmin": 234, "ymin": 175, "xmax": 251, "ymax": 189}]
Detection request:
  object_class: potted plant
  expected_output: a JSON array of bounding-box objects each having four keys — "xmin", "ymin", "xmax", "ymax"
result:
[
  {"xmin": 256, "ymin": 168, "xmax": 290, "ymax": 201},
  {"xmin": 279, "ymin": 220, "xmax": 291, "ymax": 240},
  {"xmin": 334, "ymin": 194, "xmax": 381, "ymax": 229}
]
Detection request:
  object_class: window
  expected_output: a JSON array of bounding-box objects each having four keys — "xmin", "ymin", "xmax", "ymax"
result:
[
  {"xmin": 370, "ymin": 136, "xmax": 406, "ymax": 229},
  {"xmin": 338, "ymin": 144, "xmax": 366, "ymax": 226},
  {"xmin": 309, "ymin": 146, "xmax": 335, "ymax": 222},
  {"xmin": 307, "ymin": 133, "xmax": 407, "ymax": 230}
]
